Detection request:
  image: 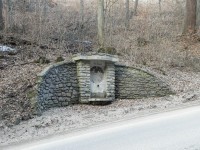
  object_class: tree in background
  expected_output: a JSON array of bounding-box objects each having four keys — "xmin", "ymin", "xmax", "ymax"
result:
[
  {"xmin": 125, "ymin": 0, "xmax": 130, "ymax": 29},
  {"xmin": 159, "ymin": 0, "xmax": 161, "ymax": 14},
  {"xmin": 183, "ymin": 0, "xmax": 197, "ymax": 34},
  {"xmin": 134, "ymin": 0, "xmax": 139, "ymax": 16},
  {"xmin": 80, "ymin": 0, "xmax": 84, "ymax": 25},
  {"xmin": 4, "ymin": 0, "xmax": 14, "ymax": 31},
  {"xmin": 196, "ymin": 0, "xmax": 200, "ymax": 34},
  {"xmin": 0, "ymin": 0, "xmax": 4, "ymax": 30},
  {"xmin": 98, "ymin": 0, "xmax": 105, "ymax": 48}
]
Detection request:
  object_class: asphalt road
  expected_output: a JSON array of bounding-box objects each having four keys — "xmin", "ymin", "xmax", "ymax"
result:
[{"xmin": 3, "ymin": 106, "xmax": 200, "ymax": 150}]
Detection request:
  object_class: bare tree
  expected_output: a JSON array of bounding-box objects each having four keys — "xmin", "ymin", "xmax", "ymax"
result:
[
  {"xmin": 80, "ymin": 0, "xmax": 84, "ymax": 24},
  {"xmin": 183, "ymin": 0, "xmax": 197, "ymax": 34},
  {"xmin": 43, "ymin": 0, "xmax": 48, "ymax": 17},
  {"xmin": 78, "ymin": 0, "xmax": 84, "ymax": 41},
  {"xmin": 134, "ymin": 0, "xmax": 139, "ymax": 16},
  {"xmin": 159, "ymin": 0, "xmax": 161, "ymax": 13},
  {"xmin": 125, "ymin": 0, "xmax": 130, "ymax": 29},
  {"xmin": 0, "ymin": 0, "xmax": 4, "ymax": 30},
  {"xmin": 196, "ymin": 0, "xmax": 200, "ymax": 33},
  {"xmin": 6, "ymin": 0, "xmax": 14, "ymax": 30},
  {"xmin": 98, "ymin": 0, "xmax": 105, "ymax": 48}
]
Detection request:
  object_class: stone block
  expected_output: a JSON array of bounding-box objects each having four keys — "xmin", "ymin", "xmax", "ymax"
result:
[
  {"xmin": 48, "ymin": 100, "xmax": 54, "ymax": 105},
  {"xmin": 62, "ymin": 102, "xmax": 69, "ymax": 106},
  {"xmin": 67, "ymin": 93, "xmax": 72, "ymax": 97},
  {"xmin": 73, "ymin": 90, "xmax": 78, "ymax": 95},
  {"xmin": 53, "ymin": 100, "xmax": 59, "ymax": 104},
  {"xmin": 58, "ymin": 97, "xmax": 66, "ymax": 102}
]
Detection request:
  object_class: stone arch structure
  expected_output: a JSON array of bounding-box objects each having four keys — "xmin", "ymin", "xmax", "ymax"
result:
[{"xmin": 34, "ymin": 53, "xmax": 173, "ymax": 113}]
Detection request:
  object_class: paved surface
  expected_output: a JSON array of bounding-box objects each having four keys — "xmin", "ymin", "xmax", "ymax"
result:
[{"xmin": 3, "ymin": 106, "xmax": 200, "ymax": 150}]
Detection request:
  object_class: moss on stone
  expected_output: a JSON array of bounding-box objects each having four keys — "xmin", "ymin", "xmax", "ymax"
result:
[
  {"xmin": 34, "ymin": 56, "xmax": 50, "ymax": 64},
  {"xmin": 137, "ymin": 37, "xmax": 148, "ymax": 47},
  {"xmin": 27, "ymin": 89, "xmax": 40, "ymax": 115},
  {"xmin": 0, "ymin": 54, "xmax": 5, "ymax": 59},
  {"xmin": 98, "ymin": 47, "xmax": 117, "ymax": 55},
  {"xmin": 27, "ymin": 90, "xmax": 37, "ymax": 100},
  {"xmin": 55, "ymin": 56, "xmax": 64, "ymax": 62},
  {"xmin": 139, "ymin": 71, "xmax": 151, "ymax": 77}
]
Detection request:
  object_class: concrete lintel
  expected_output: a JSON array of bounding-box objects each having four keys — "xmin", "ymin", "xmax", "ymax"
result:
[{"xmin": 73, "ymin": 55, "xmax": 119, "ymax": 63}]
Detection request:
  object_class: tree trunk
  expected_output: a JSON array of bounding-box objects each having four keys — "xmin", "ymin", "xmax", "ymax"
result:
[
  {"xmin": 125, "ymin": 0, "xmax": 129, "ymax": 29},
  {"xmin": 80, "ymin": 0, "xmax": 84, "ymax": 24},
  {"xmin": 196, "ymin": 0, "xmax": 200, "ymax": 33},
  {"xmin": 134, "ymin": 0, "xmax": 139, "ymax": 16},
  {"xmin": 98, "ymin": 0, "xmax": 105, "ymax": 48},
  {"xmin": 78, "ymin": 0, "xmax": 84, "ymax": 41},
  {"xmin": 159, "ymin": 0, "xmax": 162, "ymax": 14},
  {"xmin": 183, "ymin": 0, "xmax": 197, "ymax": 34},
  {"xmin": 0, "ymin": 0, "xmax": 4, "ymax": 30},
  {"xmin": 43, "ymin": 0, "xmax": 48, "ymax": 17},
  {"xmin": 7, "ymin": 0, "xmax": 13, "ymax": 30}
]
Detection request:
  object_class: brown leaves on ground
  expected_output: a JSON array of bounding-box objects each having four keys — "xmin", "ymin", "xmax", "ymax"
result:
[
  {"xmin": 0, "ymin": 63, "xmax": 43, "ymax": 126},
  {"xmin": 0, "ymin": 36, "xmax": 68, "ymax": 126}
]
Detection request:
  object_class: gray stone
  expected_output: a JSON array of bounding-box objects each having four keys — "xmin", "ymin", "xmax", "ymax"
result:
[
  {"xmin": 48, "ymin": 101, "xmax": 54, "ymax": 105},
  {"xmin": 62, "ymin": 102, "xmax": 69, "ymax": 106},
  {"xmin": 58, "ymin": 97, "xmax": 66, "ymax": 102},
  {"xmin": 67, "ymin": 83, "xmax": 71, "ymax": 86},
  {"xmin": 73, "ymin": 90, "xmax": 78, "ymax": 95},
  {"xmin": 67, "ymin": 93, "xmax": 72, "ymax": 97},
  {"xmin": 59, "ymin": 84, "xmax": 64, "ymax": 88},
  {"xmin": 53, "ymin": 100, "xmax": 59, "ymax": 104}
]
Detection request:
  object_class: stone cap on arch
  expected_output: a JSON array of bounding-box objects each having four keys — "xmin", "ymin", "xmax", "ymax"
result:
[{"xmin": 72, "ymin": 52, "xmax": 119, "ymax": 63}]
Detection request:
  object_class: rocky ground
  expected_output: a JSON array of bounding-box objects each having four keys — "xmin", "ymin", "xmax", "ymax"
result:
[{"xmin": 1, "ymin": 68, "xmax": 200, "ymax": 146}]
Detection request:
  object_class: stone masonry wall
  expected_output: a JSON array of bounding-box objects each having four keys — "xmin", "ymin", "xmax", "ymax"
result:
[
  {"xmin": 36, "ymin": 58, "xmax": 173, "ymax": 114},
  {"xmin": 37, "ymin": 62, "xmax": 79, "ymax": 111},
  {"xmin": 106, "ymin": 63, "xmax": 115, "ymax": 100},
  {"xmin": 76, "ymin": 60, "xmax": 91, "ymax": 102},
  {"xmin": 115, "ymin": 65, "xmax": 173, "ymax": 99}
]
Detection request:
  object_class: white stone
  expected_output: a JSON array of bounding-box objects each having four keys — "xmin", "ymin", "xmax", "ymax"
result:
[{"xmin": 0, "ymin": 45, "xmax": 15, "ymax": 52}]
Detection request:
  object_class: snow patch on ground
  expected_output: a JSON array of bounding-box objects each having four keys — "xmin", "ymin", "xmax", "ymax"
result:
[{"xmin": 0, "ymin": 45, "xmax": 15, "ymax": 52}]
